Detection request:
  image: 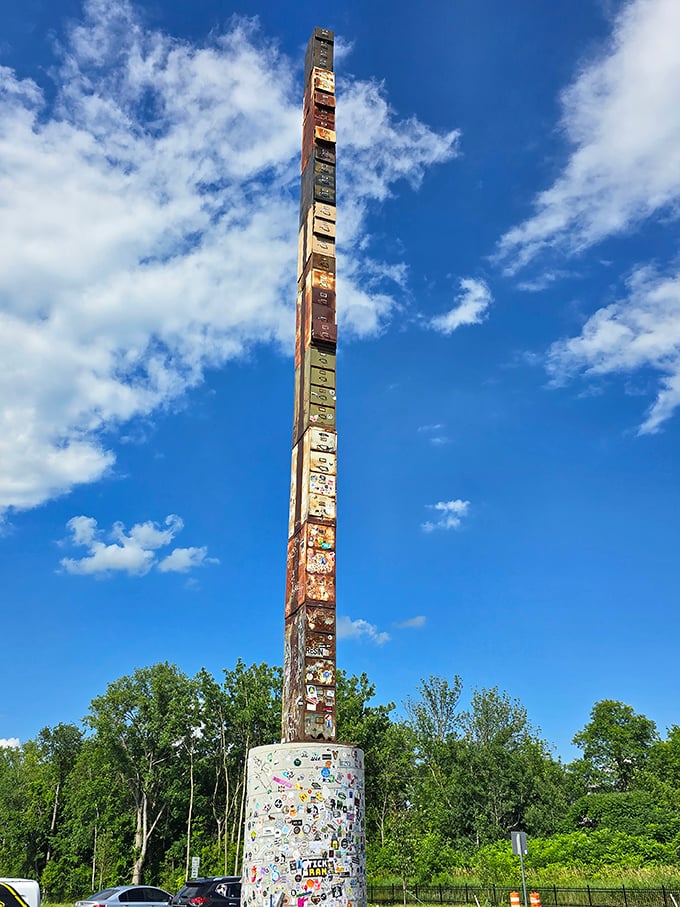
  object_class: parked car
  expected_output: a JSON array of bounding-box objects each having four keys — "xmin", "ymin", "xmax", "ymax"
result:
[
  {"xmin": 76, "ymin": 886, "xmax": 173, "ymax": 907},
  {"xmin": 171, "ymin": 877, "xmax": 241, "ymax": 907}
]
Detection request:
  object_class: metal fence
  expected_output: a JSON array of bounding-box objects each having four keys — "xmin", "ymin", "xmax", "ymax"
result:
[{"xmin": 366, "ymin": 885, "xmax": 680, "ymax": 907}]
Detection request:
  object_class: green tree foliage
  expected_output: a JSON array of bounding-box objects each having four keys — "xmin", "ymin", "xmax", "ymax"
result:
[
  {"xmin": 573, "ymin": 700, "xmax": 658, "ymax": 791},
  {"xmin": 6, "ymin": 666, "xmax": 680, "ymax": 896},
  {"xmin": 567, "ymin": 790, "xmax": 680, "ymax": 842},
  {"xmin": 84, "ymin": 662, "xmax": 198, "ymax": 885}
]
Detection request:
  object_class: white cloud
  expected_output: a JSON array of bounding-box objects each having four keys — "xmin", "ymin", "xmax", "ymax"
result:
[
  {"xmin": 395, "ymin": 615, "xmax": 426, "ymax": 629},
  {"xmin": 430, "ymin": 278, "xmax": 493, "ymax": 333},
  {"xmin": 60, "ymin": 513, "xmax": 217, "ymax": 576},
  {"xmin": 0, "ymin": 0, "xmax": 459, "ymax": 518},
  {"xmin": 158, "ymin": 546, "xmax": 219, "ymax": 573},
  {"xmin": 417, "ymin": 423, "xmax": 450, "ymax": 445},
  {"xmin": 337, "ymin": 615, "xmax": 390, "ymax": 645},
  {"xmin": 0, "ymin": 737, "xmax": 20, "ymax": 748},
  {"xmin": 496, "ymin": 0, "xmax": 680, "ymax": 272},
  {"xmin": 547, "ymin": 265, "xmax": 680, "ymax": 432},
  {"xmin": 422, "ymin": 499, "xmax": 470, "ymax": 532}
]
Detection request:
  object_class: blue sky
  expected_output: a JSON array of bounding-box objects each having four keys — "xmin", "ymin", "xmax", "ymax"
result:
[{"xmin": 2, "ymin": 0, "xmax": 680, "ymax": 760}]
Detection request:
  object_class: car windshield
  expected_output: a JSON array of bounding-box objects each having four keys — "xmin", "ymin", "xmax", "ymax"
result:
[{"xmin": 88, "ymin": 891, "xmax": 118, "ymax": 901}]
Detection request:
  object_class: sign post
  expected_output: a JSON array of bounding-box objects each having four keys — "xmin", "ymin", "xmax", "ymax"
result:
[{"xmin": 511, "ymin": 831, "xmax": 528, "ymax": 907}]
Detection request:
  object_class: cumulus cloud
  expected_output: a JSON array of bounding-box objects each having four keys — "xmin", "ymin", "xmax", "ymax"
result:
[
  {"xmin": 0, "ymin": 0, "xmax": 459, "ymax": 518},
  {"xmin": 337, "ymin": 615, "xmax": 390, "ymax": 645},
  {"xmin": 496, "ymin": 0, "xmax": 680, "ymax": 272},
  {"xmin": 422, "ymin": 499, "xmax": 470, "ymax": 532},
  {"xmin": 0, "ymin": 737, "xmax": 20, "ymax": 748},
  {"xmin": 547, "ymin": 265, "xmax": 680, "ymax": 432},
  {"xmin": 158, "ymin": 546, "xmax": 219, "ymax": 573},
  {"xmin": 430, "ymin": 278, "xmax": 493, "ymax": 333},
  {"xmin": 395, "ymin": 615, "xmax": 426, "ymax": 629},
  {"xmin": 60, "ymin": 513, "xmax": 218, "ymax": 576}
]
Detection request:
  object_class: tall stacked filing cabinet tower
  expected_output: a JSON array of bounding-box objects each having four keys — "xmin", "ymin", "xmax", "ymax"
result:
[
  {"xmin": 241, "ymin": 29, "xmax": 367, "ymax": 907},
  {"xmin": 283, "ymin": 27, "xmax": 339, "ymax": 745}
]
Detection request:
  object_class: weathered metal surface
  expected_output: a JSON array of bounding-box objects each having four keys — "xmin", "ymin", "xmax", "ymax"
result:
[
  {"xmin": 306, "ymin": 603, "xmax": 335, "ymax": 630},
  {"xmin": 314, "ymin": 125, "xmax": 336, "ymax": 144},
  {"xmin": 310, "ymin": 366, "xmax": 335, "ymax": 389},
  {"xmin": 308, "ymin": 402, "xmax": 335, "ymax": 427},
  {"xmin": 304, "ymin": 630, "xmax": 334, "ymax": 656},
  {"xmin": 309, "ymin": 349, "xmax": 336, "ymax": 372},
  {"xmin": 284, "ymin": 28, "xmax": 340, "ymax": 745},
  {"xmin": 311, "ymin": 285, "xmax": 336, "ymax": 308},
  {"xmin": 312, "ymin": 302, "xmax": 335, "ymax": 323},
  {"xmin": 311, "ymin": 110, "xmax": 336, "ymax": 129},
  {"xmin": 309, "ymin": 384, "xmax": 335, "ymax": 407},
  {"xmin": 312, "ymin": 234, "xmax": 335, "ymax": 256},
  {"xmin": 308, "ymin": 492, "xmax": 336, "ymax": 520},
  {"xmin": 305, "ymin": 658, "xmax": 335, "ymax": 684},
  {"xmin": 311, "ymin": 320, "xmax": 337, "ymax": 344},
  {"xmin": 310, "ymin": 252, "xmax": 335, "ymax": 272},
  {"xmin": 310, "ymin": 448, "xmax": 336, "ymax": 473},
  {"xmin": 313, "ymin": 215, "xmax": 336, "ymax": 237},
  {"xmin": 306, "ymin": 547, "xmax": 335, "ymax": 574},
  {"xmin": 288, "ymin": 441, "xmax": 299, "ymax": 537},
  {"xmin": 314, "ymin": 146, "xmax": 336, "ymax": 166},
  {"xmin": 309, "ymin": 426, "xmax": 336, "ymax": 451},
  {"xmin": 304, "ymin": 33, "xmax": 334, "ymax": 77},
  {"xmin": 307, "ymin": 521, "xmax": 335, "ymax": 549},
  {"xmin": 314, "ymin": 89, "xmax": 336, "ymax": 109},
  {"xmin": 309, "ymin": 472, "xmax": 336, "ymax": 497},
  {"xmin": 311, "ymin": 268, "xmax": 335, "ymax": 291},
  {"xmin": 313, "ymin": 68, "xmax": 335, "ymax": 93}
]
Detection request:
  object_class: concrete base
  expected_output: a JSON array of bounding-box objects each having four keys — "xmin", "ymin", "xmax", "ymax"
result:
[{"xmin": 241, "ymin": 742, "xmax": 365, "ymax": 907}]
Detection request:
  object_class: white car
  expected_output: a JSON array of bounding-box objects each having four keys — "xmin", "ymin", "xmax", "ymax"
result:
[{"xmin": 76, "ymin": 887, "xmax": 173, "ymax": 907}]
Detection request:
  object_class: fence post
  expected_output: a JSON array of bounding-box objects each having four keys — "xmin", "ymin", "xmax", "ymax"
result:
[
  {"xmin": 439, "ymin": 884, "xmax": 443, "ymax": 905},
  {"xmin": 392, "ymin": 884, "xmax": 395, "ymax": 904},
  {"xmin": 662, "ymin": 886, "xmax": 668, "ymax": 907},
  {"xmin": 587, "ymin": 886, "xmax": 592, "ymax": 907},
  {"xmin": 553, "ymin": 886, "xmax": 557, "ymax": 906},
  {"xmin": 465, "ymin": 884, "xmax": 469, "ymax": 904},
  {"xmin": 493, "ymin": 884, "xmax": 497, "ymax": 906},
  {"xmin": 622, "ymin": 885, "xmax": 627, "ymax": 907}
]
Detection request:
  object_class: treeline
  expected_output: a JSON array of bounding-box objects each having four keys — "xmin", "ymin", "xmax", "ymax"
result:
[{"xmin": 2, "ymin": 662, "xmax": 680, "ymax": 900}]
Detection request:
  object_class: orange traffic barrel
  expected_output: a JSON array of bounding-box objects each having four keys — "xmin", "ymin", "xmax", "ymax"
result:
[
  {"xmin": 530, "ymin": 894, "xmax": 542, "ymax": 907},
  {"xmin": 510, "ymin": 893, "xmax": 521, "ymax": 907}
]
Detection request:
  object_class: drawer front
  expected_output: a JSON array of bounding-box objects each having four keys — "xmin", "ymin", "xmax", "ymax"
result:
[
  {"xmin": 311, "ymin": 320, "xmax": 337, "ymax": 344},
  {"xmin": 308, "ymin": 402, "xmax": 336, "ymax": 428},
  {"xmin": 312, "ymin": 234, "xmax": 335, "ymax": 256},
  {"xmin": 307, "ymin": 522, "xmax": 335, "ymax": 550},
  {"xmin": 313, "ymin": 216, "xmax": 336, "ymax": 238},
  {"xmin": 313, "ymin": 69, "xmax": 335, "ymax": 93},
  {"xmin": 309, "ymin": 348, "xmax": 336, "ymax": 371},
  {"xmin": 309, "ymin": 449, "xmax": 336, "ymax": 474},
  {"xmin": 310, "ymin": 366, "xmax": 336, "ymax": 389},
  {"xmin": 309, "ymin": 384, "xmax": 335, "ymax": 407},
  {"xmin": 308, "ymin": 492, "xmax": 336, "ymax": 519},
  {"xmin": 309, "ymin": 472, "xmax": 336, "ymax": 497},
  {"xmin": 309, "ymin": 426, "xmax": 337, "ymax": 452}
]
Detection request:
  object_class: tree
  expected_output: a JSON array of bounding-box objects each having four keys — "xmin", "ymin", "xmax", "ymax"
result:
[
  {"xmin": 405, "ymin": 674, "xmax": 462, "ymax": 744},
  {"xmin": 222, "ymin": 660, "xmax": 281, "ymax": 874},
  {"xmin": 36, "ymin": 723, "xmax": 83, "ymax": 863},
  {"xmin": 85, "ymin": 662, "xmax": 197, "ymax": 884},
  {"xmin": 573, "ymin": 700, "xmax": 658, "ymax": 791}
]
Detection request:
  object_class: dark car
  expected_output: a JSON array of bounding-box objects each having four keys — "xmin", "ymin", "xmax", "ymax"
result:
[{"xmin": 171, "ymin": 878, "xmax": 240, "ymax": 907}]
